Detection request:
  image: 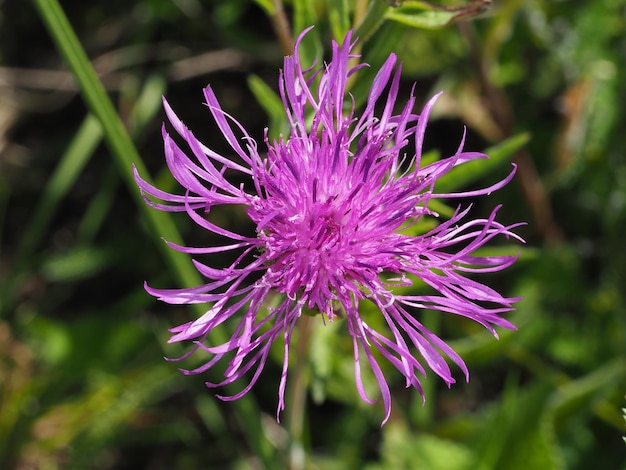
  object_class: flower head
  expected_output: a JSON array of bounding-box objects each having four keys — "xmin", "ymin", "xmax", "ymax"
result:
[{"xmin": 135, "ymin": 28, "xmax": 523, "ymax": 424}]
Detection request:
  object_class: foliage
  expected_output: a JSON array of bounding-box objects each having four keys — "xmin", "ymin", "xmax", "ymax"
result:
[{"xmin": 0, "ymin": 0, "xmax": 624, "ymax": 468}]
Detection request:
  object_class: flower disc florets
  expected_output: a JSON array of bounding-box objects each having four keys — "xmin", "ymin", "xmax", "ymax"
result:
[{"xmin": 134, "ymin": 27, "xmax": 524, "ymax": 424}]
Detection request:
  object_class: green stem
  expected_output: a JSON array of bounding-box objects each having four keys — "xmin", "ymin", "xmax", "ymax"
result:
[
  {"xmin": 271, "ymin": 0, "xmax": 294, "ymax": 54},
  {"xmin": 287, "ymin": 314, "xmax": 313, "ymax": 470},
  {"xmin": 411, "ymin": 311, "xmax": 439, "ymax": 427}
]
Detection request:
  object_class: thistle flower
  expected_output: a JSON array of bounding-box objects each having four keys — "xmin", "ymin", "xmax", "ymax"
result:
[{"xmin": 134, "ymin": 28, "xmax": 523, "ymax": 424}]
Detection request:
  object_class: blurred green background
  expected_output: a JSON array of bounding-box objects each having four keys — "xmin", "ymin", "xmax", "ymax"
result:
[{"xmin": 0, "ymin": 0, "xmax": 624, "ymax": 468}]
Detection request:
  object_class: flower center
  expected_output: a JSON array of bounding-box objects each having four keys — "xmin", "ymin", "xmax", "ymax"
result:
[
  {"xmin": 300, "ymin": 212, "xmax": 341, "ymax": 253},
  {"xmin": 258, "ymin": 199, "xmax": 353, "ymax": 305}
]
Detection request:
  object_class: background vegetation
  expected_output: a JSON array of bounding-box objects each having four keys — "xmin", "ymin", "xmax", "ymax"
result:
[{"xmin": 1, "ymin": 0, "xmax": 624, "ymax": 468}]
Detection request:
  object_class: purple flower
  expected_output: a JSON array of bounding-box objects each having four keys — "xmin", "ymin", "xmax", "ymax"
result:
[{"xmin": 134, "ymin": 28, "xmax": 523, "ymax": 424}]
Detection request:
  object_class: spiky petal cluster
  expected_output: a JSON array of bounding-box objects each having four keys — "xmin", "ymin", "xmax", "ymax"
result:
[{"xmin": 134, "ymin": 28, "xmax": 523, "ymax": 424}]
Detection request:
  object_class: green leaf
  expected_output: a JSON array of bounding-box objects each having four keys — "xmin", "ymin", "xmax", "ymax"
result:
[
  {"xmin": 327, "ymin": 0, "xmax": 351, "ymax": 41},
  {"xmin": 64, "ymin": 364, "xmax": 182, "ymax": 468},
  {"xmin": 474, "ymin": 379, "xmax": 564, "ymax": 470},
  {"xmin": 309, "ymin": 317, "xmax": 342, "ymax": 404},
  {"xmin": 294, "ymin": 0, "xmax": 322, "ymax": 65},
  {"xmin": 77, "ymin": 165, "xmax": 119, "ymax": 244},
  {"xmin": 247, "ymin": 74, "xmax": 289, "ymax": 140},
  {"xmin": 387, "ymin": 1, "xmax": 494, "ymax": 29},
  {"xmin": 25, "ymin": 315, "xmax": 72, "ymax": 366},
  {"xmin": 32, "ymin": 0, "xmax": 203, "ymax": 297},
  {"xmin": 354, "ymin": 0, "xmax": 390, "ymax": 43},
  {"xmin": 434, "ymin": 133, "xmax": 529, "ymax": 193},
  {"xmin": 386, "ymin": 6, "xmax": 457, "ymax": 30},
  {"xmin": 367, "ymin": 422, "xmax": 475, "ymax": 470},
  {"xmin": 252, "ymin": 0, "xmax": 275, "ymax": 15},
  {"xmin": 549, "ymin": 358, "xmax": 626, "ymax": 428},
  {"xmin": 351, "ymin": 22, "xmax": 406, "ymax": 108},
  {"xmin": 41, "ymin": 245, "xmax": 114, "ymax": 282},
  {"xmin": 127, "ymin": 74, "xmax": 166, "ymax": 135}
]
